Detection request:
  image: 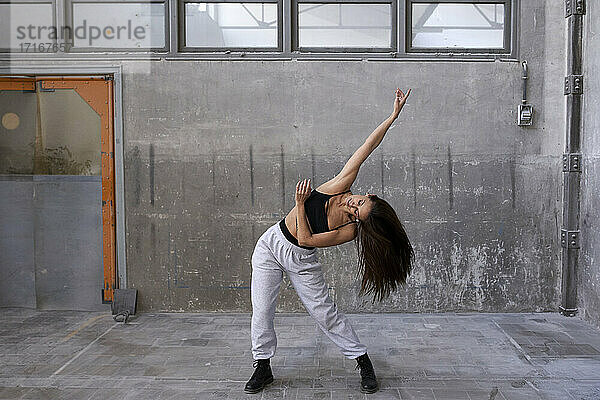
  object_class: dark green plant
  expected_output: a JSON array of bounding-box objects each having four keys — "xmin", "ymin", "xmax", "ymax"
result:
[{"xmin": 34, "ymin": 144, "xmax": 93, "ymax": 175}]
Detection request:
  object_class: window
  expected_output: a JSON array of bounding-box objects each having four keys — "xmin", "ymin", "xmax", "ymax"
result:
[
  {"xmin": 67, "ymin": 1, "xmax": 168, "ymax": 51},
  {"xmin": 294, "ymin": 1, "xmax": 395, "ymax": 51},
  {"xmin": 407, "ymin": 0, "xmax": 511, "ymax": 53},
  {"xmin": 0, "ymin": 1, "xmax": 55, "ymax": 52},
  {"xmin": 1, "ymin": 0, "xmax": 517, "ymax": 58},
  {"xmin": 180, "ymin": 0, "xmax": 282, "ymax": 51}
]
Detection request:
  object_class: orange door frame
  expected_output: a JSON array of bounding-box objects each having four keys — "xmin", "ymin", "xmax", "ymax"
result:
[{"xmin": 0, "ymin": 76, "xmax": 117, "ymax": 303}]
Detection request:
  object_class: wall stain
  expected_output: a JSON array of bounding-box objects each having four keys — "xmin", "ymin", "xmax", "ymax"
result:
[
  {"xmin": 129, "ymin": 146, "xmax": 141, "ymax": 206},
  {"xmin": 448, "ymin": 145, "xmax": 454, "ymax": 210},
  {"xmin": 280, "ymin": 144, "xmax": 285, "ymax": 211},
  {"xmin": 380, "ymin": 153, "xmax": 385, "ymax": 199},
  {"xmin": 151, "ymin": 222, "xmax": 156, "ymax": 262},
  {"xmin": 149, "ymin": 144, "xmax": 155, "ymax": 206},
  {"xmin": 168, "ymin": 229, "xmax": 189, "ymax": 290},
  {"xmin": 510, "ymin": 157, "xmax": 516, "ymax": 209},
  {"xmin": 412, "ymin": 149, "xmax": 417, "ymax": 208},
  {"xmin": 180, "ymin": 164, "xmax": 186, "ymax": 204},
  {"xmin": 311, "ymin": 147, "xmax": 316, "ymax": 183},
  {"xmin": 249, "ymin": 144, "xmax": 255, "ymax": 207},
  {"xmin": 211, "ymin": 152, "xmax": 216, "ymax": 205}
]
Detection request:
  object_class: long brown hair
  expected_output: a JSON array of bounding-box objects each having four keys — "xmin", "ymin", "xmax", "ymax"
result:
[{"xmin": 355, "ymin": 194, "xmax": 414, "ymax": 302}]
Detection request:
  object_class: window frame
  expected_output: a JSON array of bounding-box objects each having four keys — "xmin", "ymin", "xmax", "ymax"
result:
[
  {"xmin": 65, "ymin": 0, "xmax": 170, "ymax": 52},
  {"xmin": 0, "ymin": 0, "xmax": 520, "ymax": 60},
  {"xmin": 178, "ymin": 0, "xmax": 284, "ymax": 52},
  {"xmin": 406, "ymin": 0, "xmax": 512, "ymax": 54},
  {"xmin": 0, "ymin": 0, "xmax": 58, "ymax": 53},
  {"xmin": 292, "ymin": 0, "xmax": 397, "ymax": 53}
]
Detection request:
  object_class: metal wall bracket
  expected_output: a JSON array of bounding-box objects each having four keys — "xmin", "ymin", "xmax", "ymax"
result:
[
  {"xmin": 38, "ymin": 82, "xmax": 55, "ymax": 93},
  {"xmin": 564, "ymin": 75, "xmax": 584, "ymax": 95},
  {"xmin": 562, "ymin": 153, "xmax": 582, "ymax": 172},
  {"xmin": 101, "ymin": 289, "xmax": 112, "ymax": 304},
  {"xmin": 566, "ymin": 0, "xmax": 586, "ymax": 17},
  {"xmin": 561, "ymin": 229, "xmax": 581, "ymax": 249}
]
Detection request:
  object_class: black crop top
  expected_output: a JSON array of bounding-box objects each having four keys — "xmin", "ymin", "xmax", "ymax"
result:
[
  {"xmin": 278, "ymin": 188, "xmax": 358, "ymax": 250},
  {"xmin": 304, "ymin": 189, "xmax": 358, "ymax": 234}
]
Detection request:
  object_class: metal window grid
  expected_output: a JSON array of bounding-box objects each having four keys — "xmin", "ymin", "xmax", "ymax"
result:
[
  {"xmin": 65, "ymin": 0, "xmax": 170, "ymax": 52},
  {"xmin": 291, "ymin": 0, "xmax": 397, "ymax": 53},
  {"xmin": 178, "ymin": 0, "xmax": 284, "ymax": 52},
  {"xmin": 0, "ymin": 0, "xmax": 58, "ymax": 53},
  {"xmin": 0, "ymin": 0, "xmax": 520, "ymax": 60},
  {"xmin": 406, "ymin": 0, "xmax": 513, "ymax": 55}
]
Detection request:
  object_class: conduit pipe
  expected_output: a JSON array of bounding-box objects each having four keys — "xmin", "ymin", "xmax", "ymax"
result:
[{"xmin": 560, "ymin": 0, "xmax": 586, "ymax": 316}]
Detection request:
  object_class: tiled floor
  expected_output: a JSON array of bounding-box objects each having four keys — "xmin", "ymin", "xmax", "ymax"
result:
[{"xmin": 1, "ymin": 309, "xmax": 600, "ymax": 399}]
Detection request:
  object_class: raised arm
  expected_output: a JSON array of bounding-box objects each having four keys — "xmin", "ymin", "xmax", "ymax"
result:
[{"xmin": 317, "ymin": 88, "xmax": 411, "ymax": 194}]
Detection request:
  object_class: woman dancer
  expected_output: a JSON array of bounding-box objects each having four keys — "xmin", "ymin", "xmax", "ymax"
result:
[{"xmin": 245, "ymin": 88, "xmax": 414, "ymax": 394}]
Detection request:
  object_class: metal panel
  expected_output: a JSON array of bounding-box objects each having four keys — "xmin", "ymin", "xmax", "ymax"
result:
[
  {"xmin": 0, "ymin": 78, "xmax": 35, "ymax": 91},
  {"xmin": 564, "ymin": 75, "xmax": 583, "ymax": 95},
  {"xmin": 565, "ymin": 0, "xmax": 585, "ymax": 17},
  {"xmin": 0, "ymin": 177, "xmax": 36, "ymax": 308},
  {"xmin": 33, "ymin": 176, "xmax": 106, "ymax": 311},
  {"xmin": 562, "ymin": 153, "xmax": 582, "ymax": 172},
  {"xmin": 561, "ymin": 229, "xmax": 580, "ymax": 249}
]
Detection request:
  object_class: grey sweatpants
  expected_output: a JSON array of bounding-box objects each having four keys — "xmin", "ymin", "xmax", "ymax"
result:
[{"xmin": 250, "ymin": 221, "xmax": 367, "ymax": 360}]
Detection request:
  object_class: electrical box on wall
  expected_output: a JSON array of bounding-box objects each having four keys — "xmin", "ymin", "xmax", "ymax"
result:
[
  {"xmin": 518, "ymin": 61, "xmax": 534, "ymax": 126},
  {"xmin": 518, "ymin": 104, "xmax": 533, "ymax": 126}
]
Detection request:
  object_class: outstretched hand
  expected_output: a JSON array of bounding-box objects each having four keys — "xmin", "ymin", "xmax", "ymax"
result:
[
  {"xmin": 295, "ymin": 179, "xmax": 311, "ymax": 206},
  {"xmin": 391, "ymin": 88, "xmax": 411, "ymax": 119}
]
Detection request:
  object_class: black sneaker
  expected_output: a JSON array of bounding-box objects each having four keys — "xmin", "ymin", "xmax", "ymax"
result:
[
  {"xmin": 244, "ymin": 359, "xmax": 274, "ymax": 394},
  {"xmin": 355, "ymin": 353, "xmax": 379, "ymax": 394}
]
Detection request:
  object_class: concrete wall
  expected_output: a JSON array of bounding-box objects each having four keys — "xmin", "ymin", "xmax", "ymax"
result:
[
  {"xmin": 120, "ymin": 0, "xmax": 565, "ymax": 312},
  {"xmin": 580, "ymin": 1, "xmax": 600, "ymax": 328},
  {"xmin": 2, "ymin": 0, "xmax": 567, "ymax": 313}
]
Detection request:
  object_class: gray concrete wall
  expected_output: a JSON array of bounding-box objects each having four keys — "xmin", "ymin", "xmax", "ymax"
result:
[
  {"xmin": 580, "ymin": 1, "xmax": 600, "ymax": 328},
  {"xmin": 121, "ymin": 0, "xmax": 565, "ymax": 312},
  {"xmin": 2, "ymin": 0, "xmax": 567, "ymax": 313}
]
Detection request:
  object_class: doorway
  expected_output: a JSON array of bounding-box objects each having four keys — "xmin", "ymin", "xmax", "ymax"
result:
[{"xmin": 0, "ymin": 76, "xmax": 118, "ymax": 310}]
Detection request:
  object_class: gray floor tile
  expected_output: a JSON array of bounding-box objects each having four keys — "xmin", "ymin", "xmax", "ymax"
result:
[
  {"xmin": 397, "ymin": 388, "xmax": 436, "ymax": 400},
  {"xmin": 431, "ymin": 389, "xmax": 470, "ymax": 400},
  {"xmin": 0, "ymin": 310, "xmax": 599, "ymax": 400}
]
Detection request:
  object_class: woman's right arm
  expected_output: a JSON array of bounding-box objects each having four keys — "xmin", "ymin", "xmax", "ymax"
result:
[
  {"xmin": 295, "ymin": 179, "xmax": 357, "ymax": 247},
  {"xmin": 317, "ymin": 88, "xmax": 411, "ymax": 194}
]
